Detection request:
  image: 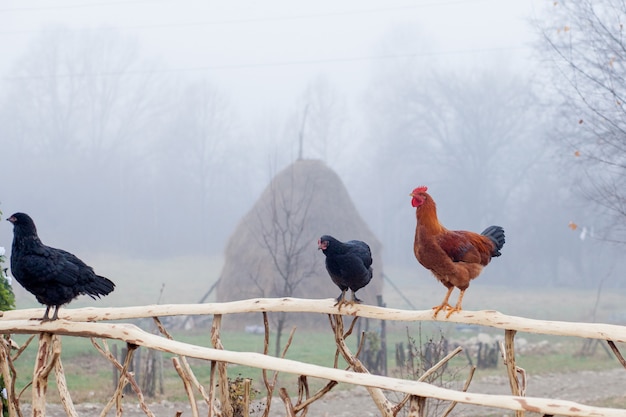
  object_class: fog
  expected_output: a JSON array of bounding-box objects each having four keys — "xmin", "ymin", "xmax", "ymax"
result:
[{"xmin": 1, "ymin": 0, "xmax": 624, "ymax": 298}]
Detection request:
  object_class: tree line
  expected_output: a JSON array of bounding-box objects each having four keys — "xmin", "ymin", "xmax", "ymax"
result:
[{"xmin": 0, "ymin": 1, "xmax": 624, "ymax": 290}]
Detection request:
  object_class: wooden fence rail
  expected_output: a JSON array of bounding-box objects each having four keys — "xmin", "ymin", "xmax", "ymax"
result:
[
  {"xmin": 1, "ymin": 298, "xmax": 626, "ymax": 417},
  {"xmin": 4, "ymin": 297, "xmax": 626, "ymax": 342}
]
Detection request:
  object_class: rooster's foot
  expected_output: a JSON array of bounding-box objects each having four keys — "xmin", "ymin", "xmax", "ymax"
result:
[
  {"xmin": 432, "ymin": 303, "xmax": 453, "ymax": 317},
  {"xmin": 445, "ymin": 306, "xmax": 462, "ymax": 318}
]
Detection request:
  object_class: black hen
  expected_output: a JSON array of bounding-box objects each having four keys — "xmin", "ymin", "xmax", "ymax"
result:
[
  {"xmin": 318, "ymin": 235, "xmax": 373, "ymax": 306},
  {"xmin": 7, "ymin": 212, "xmax": 115, "ymax": 321}
]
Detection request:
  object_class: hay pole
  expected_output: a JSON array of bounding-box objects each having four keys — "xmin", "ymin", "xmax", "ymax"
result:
[
  {"xmin": 4, "ymin": 298, "xmax": 626, "ymax": 343},
  {"xmin": 0, "ymin": 319, "xmax": 623, "ymax": 417}
]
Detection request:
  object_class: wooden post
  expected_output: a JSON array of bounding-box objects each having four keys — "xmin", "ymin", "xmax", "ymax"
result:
[
  {"xmin": 0, "ymin": 338, "xmax": 19, "ymax": 417},
  {"xmin": 504, "ymin": 329, "xmax": 524, "ymax": 417},
  {"xmin": 407, "ymin": 395, "xmax": 426, "ymax": 417},
  {"xmin": 331, "ymin": 315, "xmax": 394, "ymax": 417},
  {"xmin": 32, "ymin": 333, "xmax": 58, "ymax": 417},
  {"xmin": 112, "ymin": 343, "xmax": 118, "ymax": 391},
  {"xmin": 123, "ymin": 345, "xmax": 135, "ymax": 394},
  {"xmin": 243, "ymin": 378, "xmax": 251, "ymax": 417},
  {"xmin": 211, "ymin": 314, "xmax": 233, "ymax": 417},
  {"xmin": 377, "ymin": 295, "xmax": 388, "ymax": 376}
]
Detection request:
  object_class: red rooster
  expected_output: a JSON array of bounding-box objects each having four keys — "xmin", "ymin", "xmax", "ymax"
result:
[{"xmin": 410, "ymin": 186, "xmax": 505, "ymax": 317}]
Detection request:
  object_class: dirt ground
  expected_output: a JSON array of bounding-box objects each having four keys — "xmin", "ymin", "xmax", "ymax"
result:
[{"xmin": 20, "ymin": 367, "xmax": 625, "ymax": 417}]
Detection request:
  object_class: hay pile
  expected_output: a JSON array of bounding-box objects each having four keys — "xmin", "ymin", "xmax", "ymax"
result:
[{"xmin": 216, "ymin": 159, "xmax": 383, "ymax": 327}]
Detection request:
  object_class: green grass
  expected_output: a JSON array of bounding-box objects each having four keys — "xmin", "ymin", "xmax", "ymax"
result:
[
  {"xmin": 6, "ymin": 321, "xmax": 623, "ymax": 404},
  {"xmin": 6, "ymin": 257, "xmax": 626, "ymax": 405}
]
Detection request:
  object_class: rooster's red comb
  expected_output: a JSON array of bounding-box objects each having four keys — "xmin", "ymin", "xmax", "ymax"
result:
[{"xmin": 412, "ymin": 186, "xmax": 428, "ymax": 194}]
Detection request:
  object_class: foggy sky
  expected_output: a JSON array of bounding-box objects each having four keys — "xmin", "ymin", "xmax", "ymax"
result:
[
  {"xmin": 0, "ymin": 0, "xmax": 536, "ymax": 116},
  {"xmin": 1, "ymin": 0, "xmax": 623, "ymax": 299}
]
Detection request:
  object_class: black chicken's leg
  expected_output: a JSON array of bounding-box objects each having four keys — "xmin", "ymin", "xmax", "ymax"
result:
[
  {"xmin": 40, "ymin": 305, "xmax": 60, "ymax": 321},
  {"xmin": 40, "ymin": 305, "xmax": 52, "ymax": 321},
  {"xmin": 334, "ymin": 289, "xmax": 347, "ymax": 308},
  {"xmin": 51, "ymin": 306, "xmax": 61, "ymax": 321},
  {"xmin": 350, "ymin": 290, "xmax": 363, "ymax": 304}
]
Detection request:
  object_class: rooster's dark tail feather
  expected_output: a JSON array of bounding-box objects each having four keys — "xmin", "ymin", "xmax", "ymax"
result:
[{"xmin": 481, "ymin": 225, "xmax": 505, "ymax": 257}]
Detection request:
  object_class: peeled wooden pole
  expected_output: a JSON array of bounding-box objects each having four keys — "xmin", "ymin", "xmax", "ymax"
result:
[
  {"xmin": 52, "ymin": 338, "xmax": 78, "ymax": 417},
  {"xmin": 0, "ymin": 319, "xmax": 622, "ymax": 417},
  {"xmin": 210, "ymin": 315, "xmax": 233, "ymax": 417},
  {"xmin": 331, "ymin": 315, "xmax": 393, "ymax": 417},
  {"xmin": 0, "ymin": 339, "xmax": 20, "ymax": 417},
  {"xmin": 4, "ymin": 299, "xmax": 626, "ymax": 343},
  {"xmin": 32, "ymin": 333, "xmax": 57, "ymax": 417},
  {"xmin": 504, "ymin": 330, "xmax": 524, "ymax": 417}
]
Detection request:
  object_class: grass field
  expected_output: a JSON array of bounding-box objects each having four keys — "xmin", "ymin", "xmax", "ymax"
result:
[
  {"xmin": 5, "ymin": 255, "xmax": 626, "ymax": 405},
  {"xmin": 7, "ymin": 324, "xmax": 622, "ymax": 404}
]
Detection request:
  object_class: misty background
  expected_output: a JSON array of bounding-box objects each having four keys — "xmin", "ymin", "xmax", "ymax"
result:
[{"xmin": 1, "ymin": 0, "xmax": 625, "ymax": 308}]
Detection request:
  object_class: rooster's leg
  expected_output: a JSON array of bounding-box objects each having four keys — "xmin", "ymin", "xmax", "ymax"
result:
[
  {"xmin": 445, "ymin": 289, "xmax": 466, "ymax": 318},
  {"xmin": 433, "ymin": 286, "xmax": 455, "ymax": 317}
]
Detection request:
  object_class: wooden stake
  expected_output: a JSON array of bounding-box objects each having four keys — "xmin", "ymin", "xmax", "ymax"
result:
[
  {"xmin": 607, "ymin": 341, "xmax": 626, "ymax": 369},
  {"xmin": 211, "ymin": 314, "xmax": 233, "ymax": 417},
  {"xmin": 32, "ymin": 333, "xmax": 58, "ymax": 417},
  {"xmin": 91, "ymin": 339, "xmax": 155, "ymax": 417},
  {"xmin": 243, "ymin": 378, "xmax": 251, "ymax": 417},
  {"xmin": 504, "ymin": 329, "xmax": 525, "ymax": 417},
  {"xmin": 278, "ymin": 388, "xmax": 296, "ymax": 417},
  {"xmin": 407, "ymin": 395, "xmax": 426, "ymax": 417},
  {"xmin": 173, "ymin": 358, "xmax": 198, "ymax": 417},
  {"xmin": 52, "ymin": 337, "xmax": 77, "ymax": 417},
  {"xmin": 99, "ymin": 343, "xmax": 137, "ymax": 417},
  {"xmin": 0, "ymin": 338, "xmax": 20, "ymax": 417},
  {"xmin": 331, "ymin": 315, "xmax": 394, "ymax": 417}
]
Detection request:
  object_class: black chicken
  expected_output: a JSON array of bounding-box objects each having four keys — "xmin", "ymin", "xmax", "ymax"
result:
[
  {"xmin": 7, "ymin": 212, "xmax": 115, "ymax": 321},
  {"xmin": 318, "ymin": 235, "xmax": 373, "ymax": 307}
]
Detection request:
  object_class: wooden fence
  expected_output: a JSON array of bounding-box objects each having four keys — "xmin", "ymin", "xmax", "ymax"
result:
[{"xmin": 1, "ymin": 298, "xmax": 626, "ymax": 417}]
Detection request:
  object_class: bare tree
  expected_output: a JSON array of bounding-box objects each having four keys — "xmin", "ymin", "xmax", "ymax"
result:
[
  {"xmin": 0, "ymin": 27, "xmax": 166, "ymax": 251},
  {"xmin": 251, "ymin": 164, "xmax": 318, "ymax": 357},
  {"xmin": 537, "ymin": 0, "xmax": 626, "ymax": 241},
  {"xmin": 363, "ymin": 65, "xmax": 545, "ymax": 268},
  {"xmin": 3, "ymin": 27, "xmax": 160, "ymax": 167},
  {"xmin": 404, "ymin": 71, "xmax": 543, "ymax": 226},
  {"xmin": 159, "ymin": 79, "xmax": 233, "ymax": 251}
]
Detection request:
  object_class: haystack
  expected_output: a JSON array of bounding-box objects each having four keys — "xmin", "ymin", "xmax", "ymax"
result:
[{"xmin": 216, "ymin": 159, "xmax": 383, "ymax": 328}]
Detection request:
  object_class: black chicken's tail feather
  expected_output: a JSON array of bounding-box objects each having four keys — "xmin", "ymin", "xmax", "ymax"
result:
[
  {"xmin": 84, "ymin": 275, "xmax": 116, "ymax": 299},
  {"xmin": 481, "ymin": 225, "xmax": 505, "ymax": 257}
]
